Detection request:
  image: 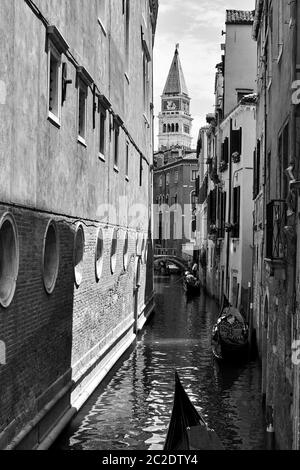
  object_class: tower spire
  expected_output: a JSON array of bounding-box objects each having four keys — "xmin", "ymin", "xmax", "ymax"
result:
[
  {"xmin": 163, "ymin": 45, "xmax": 189, "ymax": 96},
  {"xmin": 158, "ymin": 45, "xmax": 193, "ymax": 151}
]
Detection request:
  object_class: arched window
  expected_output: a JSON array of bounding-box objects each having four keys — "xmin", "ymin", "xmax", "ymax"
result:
[
  {"xmin": 171, "ymin": 123, "xmax": 175, "ymax": 132},
  {"xmin": 175, "ymin": 123, "xmax": 179, "ymax": 132},
  {"xmin": 166, "ymin": 194, "xmax": 169, "ymax": 205},
  {"xmin": 163, "ymin": 124, "xmax": 166, "ymax": 133},
  {"xmin": 167, "ymin": 124, "xmax": 171, "ymax": 132}
]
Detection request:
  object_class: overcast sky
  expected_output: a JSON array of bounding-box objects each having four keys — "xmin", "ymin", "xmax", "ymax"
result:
[{"xmin": 153, "ymin": 0, "xmax": 256, "ymax": 150}]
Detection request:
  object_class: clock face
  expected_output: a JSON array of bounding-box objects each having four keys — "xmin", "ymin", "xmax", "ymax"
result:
[
  {"xmin": 167, "ymin": 100, "xmax": 176, "ymax": 110},
  {"xmin": 163, "ymin": 99, "xmax": 179, "ymax": 111}
]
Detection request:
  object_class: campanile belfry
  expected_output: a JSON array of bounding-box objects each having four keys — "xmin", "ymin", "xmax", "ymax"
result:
[{"xmin": 158, "ymin": 44, "xmax": 193, "ymax": 150}]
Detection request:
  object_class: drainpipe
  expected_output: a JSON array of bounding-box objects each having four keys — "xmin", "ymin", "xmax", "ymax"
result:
[
  {"xmin": 225, "ymin": 118, "xmax": 233, "ymax": 299},
  {"xmin": 290, "ymin": 0, "xmax": 299, "ymax": 451}
]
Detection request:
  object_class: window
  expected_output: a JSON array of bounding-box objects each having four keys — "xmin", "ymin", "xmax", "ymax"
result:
[
  {"xmin": 184, "ymin": 125, "xmax": 190, "ymax": 134},
  {"xmin": 171, "ymin": 124, "xmax": 175, "ymax": 133},
  {"xmin": 74, "ymin": 224, "xmax": 85, "ymax": 287},
  {"xmin": 278, "ymin": 0, "xmax": 283, "ymax": 60},
  {"xmin": 0, "ymin": 213, "xmax": 19, "ymax": 307},
  {"xmin": 124, "ymin": 0, "xmax": 130, "ymax": 73},
  {"xmin": 159, "ymin": 175, "xmax": 163, "ymax": 187},
  {"xmin": 191, "ymin": 170, "xmax": 197, "ymax": 181},
  {"xmin": 175, "ymin": 123, "xmax": 179, "ymax": 132},
  {"xmin": 253, "ymin": 140, "xmax": 261, "ymax": 199},
  {"xmin": 47, "ymin": 26, "xmax": 69, "ymax": 125},
  {"xmin": 113, "ymin": 119, "xmax": 120, "ymax": 169},
  {"xmin": 48, "ymin": 45, "xmax": 61, "ymax": 124},
  {"xmin": 142, "ymin": 29, "xmax": 151, "ymax": 112},
  {"xmin": 78, "ymin": 82, "xmax": 87, "ymax": 143},
  {"xmin": 143, "ymin": 52, "xmax": 149, "ymax": 111},
  {"xmin": 222, "ymin": 137, "xmax": 229, "ymax": 163},
  {"xmin": 174, "ymin": 171, "xmax": 179, "ymax": 183},
  {"xmin": 166, "ymin": 173, "xmax": 170, "ymax": 185},
  {"xmin": 163, "ymin": 124, "xmax": 166, "ymax": 133},
  {"xmin": 219, "ymin": 191, "xmax": 227, "ymax": 238},
  {"xmin": 98, "ymin": 105, "xmax": 106, "ymax": 159},
  {"xmin": 232, "ymin": 186, "xmax": 241, "ymax": 238},
  {"xmin": 77, "ymin": 66, "xmax": 93, "ymax": 145},
  {"xmin": 231, "ymin": 128, "xmax": 242, "ymax": 156},
  {"xmin": 95, "ymin": 228, "xmax": 104, "ymax": 282},
  {"xmin": 125, "ymin": 141, "xmax": 129, "ymax": 180},
  {"xmin": 43, "ymin": 220, "xmax": 59, "ymax": 294}
]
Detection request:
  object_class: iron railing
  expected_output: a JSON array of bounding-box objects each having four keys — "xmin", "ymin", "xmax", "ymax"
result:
[{"xmin": 266, "ymin": 200, "xmax": 287, "ymax": 260}]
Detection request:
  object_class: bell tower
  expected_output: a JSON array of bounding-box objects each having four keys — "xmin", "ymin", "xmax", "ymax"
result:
[{"xmin": 158, "ymin": 44, "xmax": 193, "ymax": 151}]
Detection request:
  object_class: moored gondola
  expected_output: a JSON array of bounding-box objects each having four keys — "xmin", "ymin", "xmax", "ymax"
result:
[
  {"xmin": 164, "ymin": 372, "xmax": 223, "ymax": 451},
  {"xmin": 183, "ymin": 272, "xmax": 200, "ymax": 295},
  {"xmin": 212, "ymin": 296, "xmax": 249, "ymax": 361}
]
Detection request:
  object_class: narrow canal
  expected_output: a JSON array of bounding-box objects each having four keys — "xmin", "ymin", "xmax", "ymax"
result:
[{"xmin": 55, "ymin": 275, "xmax": 266, "ymax": 450}]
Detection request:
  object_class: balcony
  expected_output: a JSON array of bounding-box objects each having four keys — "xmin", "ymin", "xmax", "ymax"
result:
[{"xmin": 265, "ymin": 200, "xmax": 287, "ymax": 278}]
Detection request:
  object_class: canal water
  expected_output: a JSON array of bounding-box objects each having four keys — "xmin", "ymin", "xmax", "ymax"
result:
[{"xmin": 55, "ymin": 275, "xmax": 266, "ymax": 450}]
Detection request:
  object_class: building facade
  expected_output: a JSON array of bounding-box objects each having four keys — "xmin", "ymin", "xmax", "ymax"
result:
[
  {"xmin": 154, "ymin": 46, "xmax": 197, "ymax": 262},
  {"xmin": 196, "ymin": 10, "xmax": 257, "ymax": 308},
  {"xmin": 252, "ymin": 0, "xmax": 300, "ymax": 449},
  {"xmin": 0, "ymin": 0, "xmax": 158, "ymax": 450}
]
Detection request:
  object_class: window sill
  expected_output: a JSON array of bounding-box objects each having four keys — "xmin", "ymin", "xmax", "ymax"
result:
[
  {"xmin": 77, "ymin": 136, "xmax": 87, "ymax": 147},
  {"xmin": 124, "ymin": 73, "xmax": 130, "ymax": 85},
  {"xmin": 97, "ymin": 18, "xmax": 107, "ymax": 36},
  {"xmin": 114, "ymin": 165, "xmax": 119, "ymax": 173},
  {"xmin": 98, "ymin": 152, "xmax": 106, "ymax": 162},
  {"xmin": 48, "ymin": 112, "xmax": 61, "ymax": 128}
]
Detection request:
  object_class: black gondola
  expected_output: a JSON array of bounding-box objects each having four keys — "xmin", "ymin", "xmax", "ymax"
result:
[
  {"xmin": 164, "ymin": 372, "xmax": 223, "ymax": 451},
  {"xmin": 183, "ymin": 272, "xmax": 200, "ymax": 295},
  {"xmin": 212, "ymin": 295, "xmax": 249, "ymax": 361}
]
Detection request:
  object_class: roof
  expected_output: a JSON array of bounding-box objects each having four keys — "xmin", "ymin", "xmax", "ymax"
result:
[
  {"xmin": 163, "ymin": 45, "xmax": 189, "ymax": 96},
  {"xmin": 226, "ymin": 10, "xmax": 255, "ymax": 25}
]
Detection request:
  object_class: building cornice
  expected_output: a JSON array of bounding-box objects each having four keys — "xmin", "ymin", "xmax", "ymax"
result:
[{"xmin": 252, "ymin": 0, "xmax": 264, "ymax": 40}]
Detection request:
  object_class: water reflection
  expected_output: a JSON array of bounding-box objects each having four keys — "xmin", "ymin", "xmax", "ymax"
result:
[{"xmin": 56, "ymin": 275, "xmax": 266, "ymax": 450}]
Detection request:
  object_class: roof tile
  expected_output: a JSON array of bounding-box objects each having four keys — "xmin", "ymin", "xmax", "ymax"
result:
[{"xmin": 226, "ymin": 10, "xmax": 255, "ymax": 24}]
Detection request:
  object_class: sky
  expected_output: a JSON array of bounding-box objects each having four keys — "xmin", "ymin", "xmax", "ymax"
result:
[{"xmin": 153, "ymin": 0, "xmax": 256, "ymax": 150}]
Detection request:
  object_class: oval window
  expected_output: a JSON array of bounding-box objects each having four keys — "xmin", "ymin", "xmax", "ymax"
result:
[
  {"xmin": 95, "ymin": 228, "xmax": 104, "ymax": 282},
  {"xmin": 123, "ymin": 231, "xmax": 129, "ymax": 270},
  {"xmin": 74, "ymin": 224, "xmax": 85, "ymax": 287},
  {"xmin": 0, "ymin": 213, "xmax": 19, "ymax": 307},
  {"xmin": 43, "ymin": 220, "xmax": 59, "ymax": 294},
  {"xmin": 111, "ymin": 228, "xmax": 118, "ymax": 274}
]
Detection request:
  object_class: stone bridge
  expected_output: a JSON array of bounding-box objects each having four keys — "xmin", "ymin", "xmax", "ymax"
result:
[{"xmin": 154, "ymin": 249, "xmax": 188, "ymax": 271}]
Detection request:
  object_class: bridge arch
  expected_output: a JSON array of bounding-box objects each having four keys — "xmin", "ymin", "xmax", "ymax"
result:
[{"xmin": 154, "ymin": 255, "xmax": 188, "ymax": 271}]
